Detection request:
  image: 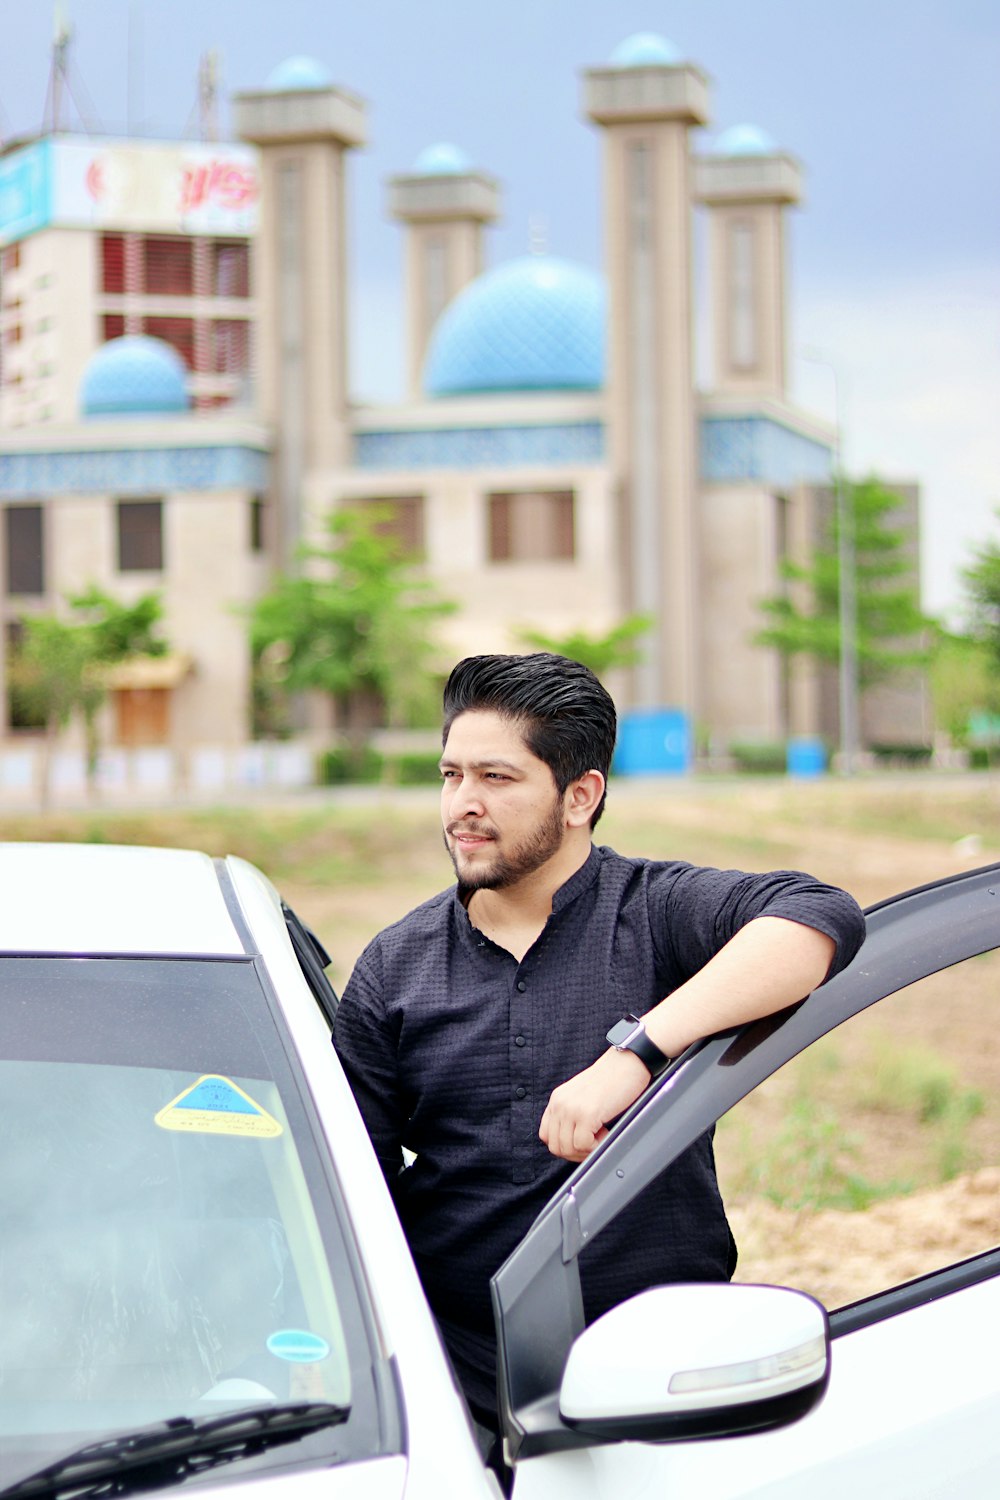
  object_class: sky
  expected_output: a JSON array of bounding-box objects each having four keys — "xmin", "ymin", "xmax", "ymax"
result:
[{"xmin": 1, "ymin": 0, "xmax": 997, "ymax": 619}]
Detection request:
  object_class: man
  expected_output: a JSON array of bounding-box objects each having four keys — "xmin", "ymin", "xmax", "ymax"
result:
[{"xmin": 333, "ymin": 653, "xmax": 865, "ymax": 1434}]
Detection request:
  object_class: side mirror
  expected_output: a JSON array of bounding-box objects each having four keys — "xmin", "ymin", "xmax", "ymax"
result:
[{"xmin": 559, "ymin": 1283, "xmax": 829, "ymax": 1443}]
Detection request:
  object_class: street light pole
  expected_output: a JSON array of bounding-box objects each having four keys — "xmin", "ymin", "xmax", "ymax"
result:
[{"xmin": 801, "ymin": 350, "xmax": 860, "ymax": 774}]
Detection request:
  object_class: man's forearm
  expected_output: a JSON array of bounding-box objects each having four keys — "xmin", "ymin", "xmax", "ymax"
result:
[
  {"xmin": 539, "ymin": 915, "xmax": 837, "ymax": 1163},
  {"xmin": 642, "ymin": 915, "xmax": 835, "ymax": 1061}
]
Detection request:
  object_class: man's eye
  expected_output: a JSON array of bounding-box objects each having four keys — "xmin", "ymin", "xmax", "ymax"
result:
[
  {"xmin": 441, "ymin": 769, "xmax": 460, "ymax": 780},
  {"xmin": 486, "ymin": 773, "xmax": 509, "ymax": 782}
]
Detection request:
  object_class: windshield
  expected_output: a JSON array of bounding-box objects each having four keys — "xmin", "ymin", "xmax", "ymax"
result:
[{"xmin": 0, "ymin": 955, "xmax": 391, "ymax": 1487}]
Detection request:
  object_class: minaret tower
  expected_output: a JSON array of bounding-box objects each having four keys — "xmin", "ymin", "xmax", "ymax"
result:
[
  {"xmin": 583, "ymin": 33, "xmax": 710, "ymax": 715},
  {"xmin": 387, "ymin": 144, "xmax": 501, "ymax": 399},
  {"xmin": 233, "ymin": 58, "xmax": 366, "ymax": 564},
  {"xmin": 695, "ymin": 124, "xmax": 803, "ymax": 398}
]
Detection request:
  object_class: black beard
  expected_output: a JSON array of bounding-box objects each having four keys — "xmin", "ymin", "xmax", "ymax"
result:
[{"xmin": 444, "ymin": 799, "xmax": 566, "ymax": 891}]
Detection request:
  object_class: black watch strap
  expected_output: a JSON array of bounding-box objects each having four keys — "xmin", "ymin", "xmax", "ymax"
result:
[{"xmin": 605, "ymin": 1013, "xmax": 672, "ymax": 1078}]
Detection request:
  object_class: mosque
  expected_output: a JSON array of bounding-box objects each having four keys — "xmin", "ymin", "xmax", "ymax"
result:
[{"xmin": 0, "ymin": 32, "xmax": 924, "ymax": 793}]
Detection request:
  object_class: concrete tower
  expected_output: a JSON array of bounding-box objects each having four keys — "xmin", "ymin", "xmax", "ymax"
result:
[
  {"xmin": 583, "ymin": 33, "xmax": 710, "ymax": 715},
  {"xmin": 387, "ymin": 144, "xmax": 501, "ymax": 399},
  {"xmin": 233, "ymin": 57, "xmax": 366, "ymax": 564},
  {"xmin": 696, "ymin": 125, "xmax": 803, "ymax": 398}
]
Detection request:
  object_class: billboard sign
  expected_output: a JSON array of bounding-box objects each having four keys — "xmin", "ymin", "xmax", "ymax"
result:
[
  {"xmin": 0, "ymin": 141, "xmax": 52, "ymax": 247},
  {"xmin": 1, "ymin": 136, "xmax": 259, "ymax": 244}
]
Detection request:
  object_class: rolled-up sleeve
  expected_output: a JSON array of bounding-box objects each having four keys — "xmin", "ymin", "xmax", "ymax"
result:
[{"xmin": 650, "ymin": 864, "xmax": 866, "ymax": 985}]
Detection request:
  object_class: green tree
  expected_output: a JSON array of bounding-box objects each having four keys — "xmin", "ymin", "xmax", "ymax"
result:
[
  {"xmin": 9, "ymin": 588, "xmax": 167, "ymax": 803},
  {"xmin": 927, "ymin": 626, "xmax": 1000, "ymax": 750},
  {"xmin": 755, "ymin": 477, "xmax": 934, "ymax": 689},
  {"xmin": 962, "ymin": 514, "xmax": 1000, "ymax": 673},
  {"xmin": 516, "ymin": 615, "xmax": 653, "ymax": 680},
  {"xmin": 249, "ymin": 507, "xmax": 455, "ymax": 753}
]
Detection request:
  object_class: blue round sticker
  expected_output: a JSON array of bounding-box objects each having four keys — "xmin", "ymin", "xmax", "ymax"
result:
[{"xmin": 266, "ymin": 1329, "xmax": 331, "ymax": 1363}]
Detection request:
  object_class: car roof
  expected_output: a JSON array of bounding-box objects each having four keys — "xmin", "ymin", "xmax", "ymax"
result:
[{"xmin": 0, "ymin": 842, "xmax": 247, "ymax": 956}]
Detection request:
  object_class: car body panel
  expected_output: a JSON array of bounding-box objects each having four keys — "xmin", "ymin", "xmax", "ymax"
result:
[
  {"xmin": 539, "ymin": 1269, "xmax": 1000, "ymax": 1500},
  {"xmin": 0, "ymin": 842, "xmax": 244, "ymax": 955},
  {"xmin": 182, "ymin": 1455, "xmax": 409, "ymax": 1500}
]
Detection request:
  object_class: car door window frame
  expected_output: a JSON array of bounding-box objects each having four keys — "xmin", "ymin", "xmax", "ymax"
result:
[{"xmin": 491, "ymin": 861, "xmax": 1000, "ymax": 1460}]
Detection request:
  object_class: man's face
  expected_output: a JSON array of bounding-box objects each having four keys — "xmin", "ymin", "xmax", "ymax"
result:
[{"xmin": 439, "ymin": 709, "xmax": 568, "ymax": 891}]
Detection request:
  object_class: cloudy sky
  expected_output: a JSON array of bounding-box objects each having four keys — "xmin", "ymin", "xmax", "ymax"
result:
[{"xmin": 1, "ymin": 0, "xmax": 997, "ymax": 618}]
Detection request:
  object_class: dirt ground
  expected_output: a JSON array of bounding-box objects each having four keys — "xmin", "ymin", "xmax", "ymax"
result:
[{"xmin": 729, "ymin": 1167, "xmax": 1000, "ymax": 1308}]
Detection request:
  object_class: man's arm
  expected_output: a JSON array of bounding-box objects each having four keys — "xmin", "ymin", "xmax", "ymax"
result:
[
  {"xmin": 332, "ymin": 948, "xmax": 407, "ymax": 1184},
  {"xmin": 539, "ymin": 915, "xmax": 835, "ymax": 1164}
]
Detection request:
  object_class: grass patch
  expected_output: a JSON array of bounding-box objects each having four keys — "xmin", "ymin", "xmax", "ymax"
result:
[{"xmin": 855, "ymin": 1033, "xmax": 985, "ymax": 1181}]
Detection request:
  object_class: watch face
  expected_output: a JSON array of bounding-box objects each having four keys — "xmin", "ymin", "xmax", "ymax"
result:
[{"xmin": 606, "ymin": 1018, "xmax": 637, "ymax": 1048}]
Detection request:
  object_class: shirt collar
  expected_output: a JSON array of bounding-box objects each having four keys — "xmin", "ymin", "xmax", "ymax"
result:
[{"xmin": 451, "ymin": 843, "xmax": 603, "ymax": 950}]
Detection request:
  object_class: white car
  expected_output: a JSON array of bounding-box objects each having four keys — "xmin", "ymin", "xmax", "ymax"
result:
[{"xmin": 1, "ymin": 842, "xmax": 998, "ymax": 1499}]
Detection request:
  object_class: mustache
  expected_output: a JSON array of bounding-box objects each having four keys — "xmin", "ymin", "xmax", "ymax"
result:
[{"xmin": 445, "ymin": 821, "xmax": 498, "ymax": 840}]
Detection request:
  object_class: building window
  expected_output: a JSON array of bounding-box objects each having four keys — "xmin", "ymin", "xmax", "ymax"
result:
[
  {"xmin": 142, "ymin": 316, "xmax": 195, "ymax": 369},
  {"xmin": 729, "ymin": 220, "xmax": 757, "ymax": 371},
  {"xmin": 5, "ymin": 505, "xmax": 45, "ymax": 595},
  {"xmin": 488, "ymin": 491, "xmax": 575, "ymax": 562},
  {"xmin": 117, "ymin": 500, "xmax": 164, "ymax": 572},
  {"xmin": 102, "ymin": 313, "xmax": 126, "ymax": 343},
  {"xmin": 212, "ymin": 241, "xmax": 250, "ymax": 298},
  {"xmin": 115, "ymin": 688, "xmax": 170, "ymax": 747},
  {"xmin": 356, "ymin": 496, "xmax": 425, "ymax": 558},
  {"xmin": 1, "ymin": 244, "xmax": 21, "ymax": 274},
  {"xmin": 249, "ymin": 495, "xmax": 266, "ymax": 553},
  {"xmin": 143, "ymin": 236, "xmax": 194, "ymax": 296},
  {"xmin": 211, "ymin": 319, "xmax": 251, "ymax": 374},
  {"xmin": 101, "ymin": 234, "xmax": 126, "ymax": 294},
  {"xmin": 423, "ymin": 235, "xmax": 450, "ymax": 332}
]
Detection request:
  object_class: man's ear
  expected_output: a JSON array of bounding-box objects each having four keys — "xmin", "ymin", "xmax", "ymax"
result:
[{"xmin": 565, "ymin": 770, "xmax": 605, "ymax": 827}]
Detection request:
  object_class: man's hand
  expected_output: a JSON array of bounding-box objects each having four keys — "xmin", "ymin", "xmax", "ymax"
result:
[{"xmin": 539, "ymin": 1047, "xmax": 652, "ymax": 1162}]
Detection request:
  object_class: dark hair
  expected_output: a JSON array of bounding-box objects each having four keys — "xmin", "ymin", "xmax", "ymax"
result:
[{"xmin": 442, "ymin": 653, "xmax": 617, "ymax": 826}]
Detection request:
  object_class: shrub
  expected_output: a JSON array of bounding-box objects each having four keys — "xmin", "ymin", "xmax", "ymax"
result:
[
  {"xmin": 729, "ymin": 740, "xmax": 787, "ymax": 775},
  {"xmin": 318, "ymin": 745, "xmax": 383, "ymax": 785}
]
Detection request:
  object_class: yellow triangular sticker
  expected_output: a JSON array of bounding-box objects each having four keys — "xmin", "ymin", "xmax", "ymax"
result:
[{"xmin": 154, "ymin": 1074, "xmax": 283, "ymax": 1138}]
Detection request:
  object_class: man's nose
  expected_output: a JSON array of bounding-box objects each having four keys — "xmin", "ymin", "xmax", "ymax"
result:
[{"xmin": 447, "ymin": 775, "xmax": 486, "ymax": 818}]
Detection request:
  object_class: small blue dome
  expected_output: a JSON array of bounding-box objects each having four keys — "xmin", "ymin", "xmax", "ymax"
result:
[
  {"xmin": 412, "ymin": 142, "xmax": 472, "ymax": 175},
  {"xmin": 610, "ymin": 32, "xmax": 681, "ymax": 67},
  {"xmin": 424, "ymin": 256, "xmax": 605, "ymax": 397},
  {"xmin": 713, "ymin": 123, "xmax": 777, "ymax": 156},
  {"xmin": 80, "ymin": 336, "xmax": 189, "ymax": 419},
  {"xmin": 265, "ymin": 55, "xmax": 333, "ymax": 91}
]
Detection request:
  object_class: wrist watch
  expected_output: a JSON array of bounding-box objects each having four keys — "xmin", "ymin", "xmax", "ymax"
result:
[{"xmin": 606, "ymin": 1013, "xmax": 672, "ymax": 1078}]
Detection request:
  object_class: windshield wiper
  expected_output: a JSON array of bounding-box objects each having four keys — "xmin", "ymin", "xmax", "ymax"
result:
[{"xmin": 0, "ymin": 1400, "xmax": 351, "ymax": 1499}]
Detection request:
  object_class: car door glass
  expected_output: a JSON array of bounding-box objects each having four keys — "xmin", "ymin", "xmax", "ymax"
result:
[{"xmin": 716, "ymin": 948, "xmax": 1000, "ymax": 1311}]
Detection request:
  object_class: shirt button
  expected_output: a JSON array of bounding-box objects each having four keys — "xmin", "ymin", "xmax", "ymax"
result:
[
  {"xmin": 514, "ymin": 1086, "xmax": 527, "ymax": 1099},
  {"xmin": 516, "ymin": 980, "xmax": 527, "ymax": 992},
  {"xmin": 514, "ymin": 1035, "xmax": 526, "ymax": 1047}
]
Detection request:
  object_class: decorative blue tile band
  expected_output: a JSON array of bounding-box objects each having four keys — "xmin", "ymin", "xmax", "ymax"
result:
[
  {"xmin": 354, "ymin": 415, "xmax": 832, "ymax": 484},
  {"xmin": 0, "ymin": 445, "xmax": 269, "ymax": 498},
  {"xmin": 353, "ymin": 422, "xmax": 606, "ymax": 470},
  {"xmin": 700, "ymin": 416, "xmax": 833, "ymax": 485}
]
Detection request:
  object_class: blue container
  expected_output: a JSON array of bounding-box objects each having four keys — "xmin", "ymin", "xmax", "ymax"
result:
[
  {"xmin": 615, "ymin": 709, "xmax": 691, "ymax": 776},
  {"xmin": 786, "ymin": 737, "xmax": 827, "ymax": 778}
]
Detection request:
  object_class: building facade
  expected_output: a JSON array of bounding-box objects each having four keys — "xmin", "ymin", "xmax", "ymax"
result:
[{"xmin": 0, "ymin": 33, "xmax": 924, "ymax": 790}]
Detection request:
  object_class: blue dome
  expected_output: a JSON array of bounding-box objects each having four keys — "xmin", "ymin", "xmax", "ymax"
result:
[
  {"xmin": 265, "ymin": 55, "xmax": 333, "ymax": 91},
  {"xmin": 713, "ymin": 123, "xmax": 777, "ymax": 156},
  {"xmin": 80, "ymin": 336, "xmax": 189, "ymax": 419},
  {"xmin": 610, "ymin": 32, "xmax": 681, "ymax": 67},
  {"xmin": 412, "ymin": 142, "xmax": 472, "ymax": 175},
  {"xmin": 424, "ymin": 256, "xmax": 606, "ymax": 397}
]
